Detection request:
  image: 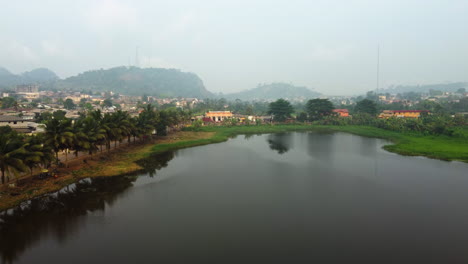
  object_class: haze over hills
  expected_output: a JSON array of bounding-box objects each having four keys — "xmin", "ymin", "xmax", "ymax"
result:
[
  {"xmin": 0, "ymin": 67, "xmax": 58, "ymax": 88},
  {"xmin": 1, "ymin": 65, "xmax": 466, "ymax": 100},
  {"xmin": 0, "ymin": 66, "xmax": 212, "ymax": 98},
  {"xmin": 56, "ymin": 67, "xmax": 212, "ymax": 98},
  {"xmin": 383, "ymin": 82, "xmax": 468, "ymax": 94},
  {"xmin": 225, "ymin": 83, "xmax": 321, "ymax": 101},
  {"xmin": 0, "ymin": 67, "xmax": 321, "ymax": 100}
]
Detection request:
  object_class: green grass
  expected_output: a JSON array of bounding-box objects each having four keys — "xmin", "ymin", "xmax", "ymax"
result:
[
  {"xmin": 151, "ymin": 124, "xmax": 317, "ymax": 153},
  {"xmin": 313, "ymin": 125, "xmax": 468, "ymax": 162},
  {"xmin": 164, "ymin": 124, "xmax": 468, "ymax": 163}
]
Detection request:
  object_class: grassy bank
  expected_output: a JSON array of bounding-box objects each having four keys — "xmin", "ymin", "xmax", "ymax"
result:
[
  {"xmin": 184, "ymin": 124, "xmax": 468, "ymax": 162},
  {"xmin": 0, "ymin": 132, "xmax": 215, "ymax": 211},
  {"xmin": 151, "ymin": 124, "xmax": 319, "ymax": 153},
  {"xmin": 2, "ymin": 124, "xmax": 467, "ymax": 211},
  {"xmin": 313, "ymin": 125, "xmax": 468, "ymax": 162}
]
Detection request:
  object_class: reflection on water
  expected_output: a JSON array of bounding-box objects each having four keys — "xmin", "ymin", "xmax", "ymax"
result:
[
  {"xmin": 0, "ymin": 152, "xmax": 174, "ymax": 264},
  {"xmin": 2, "ymin": 132, "xmax": 468, "ymax": 264},
  {"xmin": 135, "ymin": 151, "xmax": 174, "ymax": 177},
  {"xmin": 267, "ymin": 133, "xmax": 293, "ymax": 154}
]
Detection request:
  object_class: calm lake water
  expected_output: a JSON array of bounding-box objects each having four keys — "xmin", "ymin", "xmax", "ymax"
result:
[{"xmin": 1, "ymin": 132, "xmax": 468, "ymax": 264}]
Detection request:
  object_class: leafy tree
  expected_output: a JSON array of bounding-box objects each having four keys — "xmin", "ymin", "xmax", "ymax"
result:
[
  {"xmin": 1, "ymin": 97, "xmax": 17, "ymax": 109},
  {"xmin": 35, "ymin": 112, "xmax": 53, "ymax": 123},
  {"xmin": 84, "ymin": 103, "xmax": 94, "ymax": 111},
  {"xmin": 24, "ymin": 134, "xmax": 53, "ymax": 176},
  {"xmin": 43, "ymin": 117, "xmax": 74, "ymax": 165},
  {"xmin": 268, "ymin": 99, "xmax": 294, "ymax": 122},
  {"xmin": 79, "ymin": 98, "xmax": 88, "ymax": 105},
  {"xmin": 366, "ymin": 91, "xmax": 379, "ymax": 101},
  {"xmin": 53, "ymin": 110, "xmax": 67, "ymax": 120},
  {"xmin": 0, "ymin": 130, "xmax": 28, "ymax": 184},
  {"xmin": 355, "ymin": 99, "xmax": 378, "ymax": 115},
  {"xmin": 296, "ymin": 112, "xmax": 308, "ymax": 122},
  {"xmin": 102, "ymin": 99, "xmax": 113, "ymax": 107},
  {"xmin": 63, "ymin": 98, "xmax": 76, "ymax": 110},
  {"xmin": 306, "ymin": 99, "xmax": 334, "ymax": 121}
]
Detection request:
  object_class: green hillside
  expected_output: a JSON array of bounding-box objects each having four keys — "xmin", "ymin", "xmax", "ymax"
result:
[
  {"xmin": 57, "ymin": 66, "xmax": 212, "ymax": 98},
  {"xmin": 226, "ymin": 82, "xmax": 320, "ymax": 101}
]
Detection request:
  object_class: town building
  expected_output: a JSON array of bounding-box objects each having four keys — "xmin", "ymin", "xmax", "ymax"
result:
[
  {"xmin": 15, "ymin": 84, "xmax": 40, "ymax": 101},
  {"xmin": 205, "ymin": 111, "xmax": 233, "ymax": 122},
  {"xmin": 16, "ymin": 84, "xmax": 39, "ymax": 93},
  {"xmin": 332, "ymin": 109, "xmax": 349, "ymax": 117},
  {"xmin": 379, "ymin": 110, "xmax": 429, "ymax": 119},
  {"xmin": 0, "ymin": 115, "xmax": 37, "ymax": 133}
]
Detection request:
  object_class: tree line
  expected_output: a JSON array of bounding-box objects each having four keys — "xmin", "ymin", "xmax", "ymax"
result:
[
  {"xmin": 267, "ymin": 98, "xmax": 467, "ymax": 136},
  {"xmin": 0, "ymin": 106, "xmax": 191, "ymax": 184}
]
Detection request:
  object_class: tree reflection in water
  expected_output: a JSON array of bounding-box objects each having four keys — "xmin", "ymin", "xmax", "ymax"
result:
[
  {"xmin": 267, "ymin": 133, "xmax": 293, "ymax": 154},
  {"xmin": 0, "ymin": 151, "xmax": 175, "ymax": 264}
]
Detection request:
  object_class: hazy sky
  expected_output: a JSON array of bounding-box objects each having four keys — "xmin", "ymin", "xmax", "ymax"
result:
[{"xmin": 1, "ymin": 0, "xmax": 467, "ymax": 95}]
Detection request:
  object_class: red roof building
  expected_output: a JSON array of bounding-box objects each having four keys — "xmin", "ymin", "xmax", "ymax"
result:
[{"xmin": 332, "ymin": 109, "xmax": 349, "ymax": 117}]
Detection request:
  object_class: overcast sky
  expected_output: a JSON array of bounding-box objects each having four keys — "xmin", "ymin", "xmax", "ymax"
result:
[{"xmin": 1, "ymin": 0, "xmax": 467, "ymax": 95}]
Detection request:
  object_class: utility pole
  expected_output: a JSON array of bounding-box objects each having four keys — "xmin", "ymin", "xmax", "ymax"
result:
[
  {"xmin": 135, "ymin": 46, "xmax": 140, "ymax": 68},
  {"xmin": 376, "ymin": 45, "xmax": 380, "ymax": 93}
]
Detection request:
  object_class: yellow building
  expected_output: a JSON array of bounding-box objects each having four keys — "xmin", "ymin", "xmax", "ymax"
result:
[
  {"xmin": 379, "ymin": 110, "xmax": 429, "ymax": 119},
  {"xmin": 205, "ymin": 111, "xmax": 233, "ymax": 122}
]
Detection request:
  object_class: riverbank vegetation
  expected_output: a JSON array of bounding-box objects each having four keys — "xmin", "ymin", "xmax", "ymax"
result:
[
  {"xmin": 184, "ymin": 124, "xmax": 468, "ymax": 162},
  {"xmin": 1, "ymin": 95, "xmax": 467, "ymax": 211},
  {"xmin": 0, "ymin": 105, "xmax": 192, "ymax": 185}
]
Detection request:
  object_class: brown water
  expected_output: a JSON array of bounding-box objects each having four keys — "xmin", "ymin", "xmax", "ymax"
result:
[{"xmin": 1, "ymin": 132, "xmax": 468, "ymax": 264}]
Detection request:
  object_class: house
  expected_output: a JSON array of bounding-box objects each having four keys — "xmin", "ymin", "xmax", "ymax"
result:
[
  {"xmin": 332, "ymin": 109, "xmax": 349, "ymax": 117},
  {"xmin": 205, "ymin": 111, "xmax": 233, "ymax": 122},
  {"xmin": 379, "ymin": 110, "xmax": 429, "ymax": 119},
  {"xmin": 202, "ymin": 117, "xmax": 214, "ymax": 124},
  {"xmin": 15, "ymin": 84, "xmax": 40, "ymax": 102},
  {"xmin": 0, "ymin": 115, "xmax": 38, "ymax": 133}
]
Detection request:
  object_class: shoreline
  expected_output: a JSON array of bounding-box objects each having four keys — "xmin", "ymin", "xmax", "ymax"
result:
[{"xmin": 1, "ymin": 124, "xmax": 467, "ymax": 211}]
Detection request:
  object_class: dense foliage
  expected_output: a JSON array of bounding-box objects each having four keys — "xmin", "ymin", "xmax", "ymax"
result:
[
  {"xmin": 268, "ymin": 99, "xmax": 294, "ymax": 122},
  {"xmin": 306, "ymin": 99, "xmax": 334, "ymax": 120},
  {"xmin": 0, "ymin": 107, "xmax": 191, "ymax": 184},
  {"xmin": 354, "ymin": 99, "xmax": 378, "ymax": 115}
]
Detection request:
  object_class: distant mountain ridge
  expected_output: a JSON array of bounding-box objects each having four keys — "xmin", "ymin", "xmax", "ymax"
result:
[
  {"xmin": 0, "ymin": 66, "xmax": 212, "ymax": 98},
  {"xmin": 226, "ymin": 82, "xmax": 320, "ymax": 101},
  {"xmin": 384, "ymin": 82, "xmax": 468, "ymax": 94},
  {"xmin": 0, "ymin": 67, "xmax": 58, "ymax": 88},
  {"xmin": 56, "ymin": 66, "xmax": 212, "ymax": 98}
]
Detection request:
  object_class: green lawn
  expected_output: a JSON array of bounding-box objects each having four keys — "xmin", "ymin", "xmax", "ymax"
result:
[{"xmin": 179, "ymin": 124, "xmax": 468, "ymax": 163}]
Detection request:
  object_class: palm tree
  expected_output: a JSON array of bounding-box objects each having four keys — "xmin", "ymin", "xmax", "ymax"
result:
[
  {"xmin": 81, "ymin": 116, "xmax": 106, "ymax": 155},
  {"xmin": 138, "ymin": 104, "xmax": 159, "ymax": 140},
  {"xmin": 43, "ymin": 117, "xmax": 74, "ymax": 166},
  {"xmin": 102, "ymin": 113, "xmax": 117, "ymax": 153},
  {"xmin": 24, "ymin": 135, "xmax": 53, "ymax": 177},
  {"xmin": 71, "ymin": 117, "xmax": 91, "ymax": 159},
  {"xmin": 0, "ymin": 130, "xmax": 28, "ymax": 184}
]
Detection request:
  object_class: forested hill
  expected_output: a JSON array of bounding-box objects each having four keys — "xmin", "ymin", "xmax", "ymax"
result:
[
  {"xmin": 226, "ymin": 83, "xmax": 320, "ymax": 101},
  {"xmin": 0, "ymin": 67, "xmax": 58, "ymax": 88},
  {"xmin": 56, "ymin": 67, "xmax": 212, "ymax": 98},
  {"xmin": 384, "ymin": 82, "xmax": 468, "ymax": 94}
]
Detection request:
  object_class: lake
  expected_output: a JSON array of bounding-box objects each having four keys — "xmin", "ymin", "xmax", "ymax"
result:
[{"xmin": 1, "ymin": 131, "xmax": 468, "ymax": 264}]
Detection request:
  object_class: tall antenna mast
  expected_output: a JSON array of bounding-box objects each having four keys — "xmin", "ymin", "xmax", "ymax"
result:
[
  {"xmin": 135, "ymin": 46, "xmax": 140, "ymax": 68},
  {"xmin": 376, "ymin": 44, "xmax": 380, "ymax": 93}
]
